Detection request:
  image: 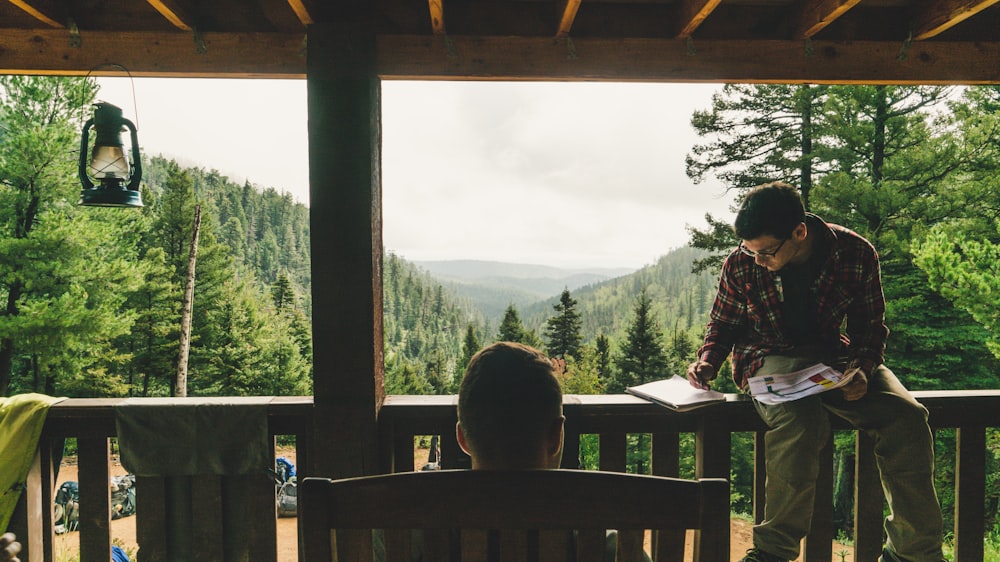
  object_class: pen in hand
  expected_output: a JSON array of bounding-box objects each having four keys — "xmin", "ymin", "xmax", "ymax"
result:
[{"xmin": 686, "ymin": 360, "xmax": 716, "ymax": 390}]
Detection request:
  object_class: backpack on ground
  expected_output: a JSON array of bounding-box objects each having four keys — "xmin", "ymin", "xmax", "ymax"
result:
[
  {"xmin": 54, "ymin": 481, "xmax": 79, "ymax": 533},
  {"xmin": 110, "ymin": 474, "xmax": 136, "ymax": 520},
  {"xmin": 276, "ymin": 476, "xmax": 297, "ymax": 517},
  {"xmin": 275, "ymin": 457, "xmax": 295, "ymax": 483}
]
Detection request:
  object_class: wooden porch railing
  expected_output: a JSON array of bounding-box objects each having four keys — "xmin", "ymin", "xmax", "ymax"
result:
[{"xmin": 10, "ymin": 390, "xmax": 1000, "ymax": 561}]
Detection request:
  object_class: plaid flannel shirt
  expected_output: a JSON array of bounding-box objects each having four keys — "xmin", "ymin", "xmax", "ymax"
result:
[{"xmin": 698, "ymin": 215, "xmax": 888, "ymax": 389}]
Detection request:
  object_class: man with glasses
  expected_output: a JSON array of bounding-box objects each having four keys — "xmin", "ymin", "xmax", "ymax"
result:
[{"xmin": 686, "ymin": 182, "xmax": 943, "ymax": 562}]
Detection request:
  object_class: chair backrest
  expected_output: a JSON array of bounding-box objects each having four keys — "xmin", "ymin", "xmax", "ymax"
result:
[{"xmin": 299, "ymin": 469, "xmax": 729, "ymax": 562}]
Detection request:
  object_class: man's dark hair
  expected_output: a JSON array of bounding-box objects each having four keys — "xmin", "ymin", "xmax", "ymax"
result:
[
  {"xmin": 733, "ymin": 181, "xmax": 806, "ymax": 240},
  {"xmin": 457, "ymin": 342, "xmax": 563, "ymax": 467}
]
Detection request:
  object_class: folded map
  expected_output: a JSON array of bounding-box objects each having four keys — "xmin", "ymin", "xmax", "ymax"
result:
[{"xmin": 747, "ymin": 363, "xmax": 854, "ymax": 405}]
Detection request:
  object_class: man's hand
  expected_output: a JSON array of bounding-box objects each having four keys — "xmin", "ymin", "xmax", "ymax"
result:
[
  {"xmin": 841, "ymin": 367, "xmax": 868, "ymax": 401},
  {"xmin": 0, "ymin": 532, "xmax": 21, "ymax": 562},
  {"xmin": 686, "ymin": 360, "xmax": 717, "ymax": 390}
]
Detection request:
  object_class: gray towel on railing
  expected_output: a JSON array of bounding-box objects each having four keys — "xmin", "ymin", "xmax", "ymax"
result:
[{"xmin": 115, "ymin": 397, "xmax": 270, "ymax": 476}]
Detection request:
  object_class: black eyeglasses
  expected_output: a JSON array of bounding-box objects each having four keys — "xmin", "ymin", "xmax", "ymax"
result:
[{"xmin": 739, "ymin": 238, "xmax": 787, "ymax": 259}]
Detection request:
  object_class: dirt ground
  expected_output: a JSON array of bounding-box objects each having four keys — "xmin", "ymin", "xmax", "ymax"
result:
[{"xmin": 55, "ymin": 447, "xmax": 854, "ymax": 562}]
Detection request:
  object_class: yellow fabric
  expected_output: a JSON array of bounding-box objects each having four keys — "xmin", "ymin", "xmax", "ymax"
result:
[{"xmin": 0, "ymin": 393, "xmax": 65, "ymax": 531}]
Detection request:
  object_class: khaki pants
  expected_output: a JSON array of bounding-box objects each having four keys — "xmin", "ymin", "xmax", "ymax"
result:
[{"xmin": 750, "ymin": 351, "xmax": 944, "ymax": 562}]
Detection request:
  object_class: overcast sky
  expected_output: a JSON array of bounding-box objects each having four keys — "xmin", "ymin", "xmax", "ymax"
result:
[{"xmin": 96, "ymin": 77, "xmax": 737, "ymax": 270}]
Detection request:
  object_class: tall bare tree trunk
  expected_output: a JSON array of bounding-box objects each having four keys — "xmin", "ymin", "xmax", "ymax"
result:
[{"xmin": 176, "ymin": 205, "xmax": 201, "ymax": 398}]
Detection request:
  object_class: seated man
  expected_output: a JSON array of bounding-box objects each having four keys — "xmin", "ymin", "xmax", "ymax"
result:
[
  {"xmin": 456, "ymin": 341, "xmax": 566, "ymax": 471},
  {"xmin": 455, "ymin": 341, "xmax": 651, "ymax": 562}
]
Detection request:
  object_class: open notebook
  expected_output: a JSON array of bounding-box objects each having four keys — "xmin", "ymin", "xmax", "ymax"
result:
[{"xmin": 626, "ymin": 375, "xmax": 726, "ymax": 411}]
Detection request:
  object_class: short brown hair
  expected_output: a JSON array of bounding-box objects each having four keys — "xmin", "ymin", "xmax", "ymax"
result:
[
  {"xmin": 734, "ymin": 181, "xmax": 806, "ymax": 240},
  {"xmin": 457, "ymin": 342, "xmax": 563, "ymax": 467}
]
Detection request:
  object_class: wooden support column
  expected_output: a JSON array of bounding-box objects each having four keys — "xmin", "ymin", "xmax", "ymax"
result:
[{"xmin": 307, "ymin": 17, "xmax": 383, "ymax": 479}]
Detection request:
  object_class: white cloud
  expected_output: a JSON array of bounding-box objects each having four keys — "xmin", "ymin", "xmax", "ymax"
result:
[{"xmin": 97, "ymin": 77, "xmax": 737, "ymax": 270}]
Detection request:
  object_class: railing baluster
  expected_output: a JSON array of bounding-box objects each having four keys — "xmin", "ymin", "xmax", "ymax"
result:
[
  {"xmin": 695, "ymin": 416, "xmax": 730, "ymax": 560},
  {"xmin": 955, "ymin": 426, "xmax": 987, "ymax": 561},
  {"xmin": 651, "ymin": 432, "xmax": 682, "ymax": 562},
  {"xmin": 78, "ymin": 437, "xmax": 112, "ymax": 562},
  {"xmin": 753, "ymin": 432, "xmax": 766, "ymax": 525},
  {"xmin": 599, "ymin": 433, "xmax": 627, "ymax": 472},
  {"xmin": 562, "ymin": 428, "xmax": 581, "ymax": 469}
]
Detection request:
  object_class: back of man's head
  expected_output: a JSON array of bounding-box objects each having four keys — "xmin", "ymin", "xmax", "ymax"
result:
[
  {"xmin": 457, "ymin": 342, "xmax": 564, "ymax": 470},
  {"xmin": 734, "ymin": 181, "xmax": 806, "ymax": 240}
]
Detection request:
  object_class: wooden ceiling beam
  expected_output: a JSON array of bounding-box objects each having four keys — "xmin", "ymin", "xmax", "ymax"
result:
[
  {"xmin": 7, "ymin": 0, "xmax": 64, "ymax": 28},
  {"xmin": 3, "ymin": 29, "xmax": 1000, "ymax": 84},
  {"xmin": 673, "ymin": 0, "xmax": 721, "ymax": 39},
  {"xmin": 789, "ymin": 0, "xmax": 863, "ymax": 39},
  {"xmin": 288, "ymin": 0, "xmax": 315, "ymax": 26},
  {"xmin": 376, "ymin": 35, "xmax": 1000, "ymax": 85},
  {"xmin": 911, "ymin": 0, "xmax": 1000, "ymax": 40},
  {"xmin": 0, "ymin": 29, "xmax": 305, "ymax": 77},
  {"xmin": 428, "ymin": 0, "xmax": 445, "ymax": 34},
  {"xmin": 146, "ymin": 0, "xmax": 195, "ymax": 31},
  {"xmin": 556, "ymin": 0, "xmax": 582, "ymax": 39}
]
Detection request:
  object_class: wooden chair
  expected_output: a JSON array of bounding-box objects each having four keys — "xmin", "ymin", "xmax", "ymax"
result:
[{"xmin": 299, "ymin": 469, "xmax": 729, "ymax": 562}]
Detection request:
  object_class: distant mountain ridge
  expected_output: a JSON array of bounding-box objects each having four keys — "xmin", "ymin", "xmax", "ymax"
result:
[
  {"xmin": 415, "ymin": 259, "xmax": 633, "ymax": 281},
  {"xmin": 414, "ymin": 260, "xmax": 635, "ymax": 322}
]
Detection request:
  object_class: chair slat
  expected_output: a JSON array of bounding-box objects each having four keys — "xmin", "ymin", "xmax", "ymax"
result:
[
  {"xmin": 461, "ymin": 529, "xmax": 490, "ymax": 562},
  {"xmin": 300, "ymin": 470, "xmax": 730, "ymax": 562}
]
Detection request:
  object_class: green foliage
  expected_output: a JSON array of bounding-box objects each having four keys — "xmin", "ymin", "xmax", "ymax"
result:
[
  {"xmin": 544, "ymin": 289, "xmax": 583, "ymax": 359},
  {"xmin": 609, "ymin": 289, "xmax": 668, "ymax": 393},
  {"xmin": 382, "ymin": 253, "xmax": 484, "ymax": 395}
]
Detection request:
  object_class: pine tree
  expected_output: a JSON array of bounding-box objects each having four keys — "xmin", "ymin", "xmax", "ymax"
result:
[
  {"xmin": 497, "ymin": 304, "xmax": 527, "ymax": 343},
  {"xmin": 456, "ymin": 324, "xmax": 480, "ymax": 383},
  {"xmin": 544, "ymin": 289, "xmax": 583, "ymax": 359},
  {"xmin": 610, "ymin": 289, "xmax": 668, "ymax": 393},
  {"xmin": 271, "ymin": 272, "xmax": 296, "ymax": 312},
  {"xmin": 0, "ymin": 76, "xmax": 145, "ymax": 396}
]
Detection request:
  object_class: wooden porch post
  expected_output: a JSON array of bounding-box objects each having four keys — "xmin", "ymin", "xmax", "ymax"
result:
[{"xmin": 306, "ymin": 13, "xmax": 384, "ymax": 479}]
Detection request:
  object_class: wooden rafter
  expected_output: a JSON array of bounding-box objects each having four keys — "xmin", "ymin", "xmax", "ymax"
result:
[
  {"xmin": 556, "ymin": 0, "xmax": 582, "ymax": 39},
  {"xmin": 146, "ymin": 0, "xmax": 194, "ymax": 31},
  {"xmin": 288, "ymin": 0, "xmax": 314, "ymax": 26},
  {"xmin": 790, "ymin": 0, "xmax": 863, "ymax": 39},
  {"xmin": 673, "ymin": 0, "xmax": 722, "ymax": 39},
  {"xmin": 8, "ymin": 0, "xmax": 63, "ymax": 28},
  {"xmin": 911, "ymin": 0, "xmax": 1000, "ymax": 40},
  {"xmin": 428, "ymin": 0, "xmax": 445, "ymax": 35}
]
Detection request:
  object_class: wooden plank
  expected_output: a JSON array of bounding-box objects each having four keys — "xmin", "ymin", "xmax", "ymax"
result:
[
  {"xmin": 78, "ymin": 438, "xmax": 111, "ymax": 562},
  {"xmin": 7, "ymin": 0, "xmax": 63, "ymax": 27},
  {"xmin": 555, "ymin": 0, "xmax": 582, "ymax": 39},
  {"xmin": 954, "ymin": 426, "xmax": 986, "ymax": 561},
  {"xmin": 561, "ymin": 427, "xmax": 581, "ymax": 469},
  {"xmin": 651, "ymin": 432, "xmax": 682, "ymax": 562},
  {"xmin": 788, "ymin": 0, "xmax": 863, "ymax": 39},
  {"xmin": 192, "ymin": 476, "xmax": 225, "ymax": 561},
  {"xmin": 753, "ymin": 432, "xmax": 766, "ymax": 525},
  {"xmin": 287, "ymin": 0, "xmax": 315, "ymax": 25},
  {"xmin": 136, "ymin": 476, "xmax": 168, "ymax": 562},
  {"xmin": 221, "ymin": 473, "xmax": 278, "ymax": 562},
  {"xmin": 306, "ymin": 19, "xmax": 382, "ymax": 480},
  {"xmin": 673, "ymin": 0, "xmax": 721, "ymax": 39},
  {"xmin": 145, "ymin": 0, "xmax": 195, "ymax": 31},
  {"xmin": 375, "ymin": 35, "xmax": 1000, "ymax": 85},
  {"xmin": 599, "ymin": 433, "xmax": 626, "ymax": 472},
  {"xmin": 853, "ymin": 433, "xmax": 883, "ymax": 562},
  {"xmin": 912, "ymin": 0, "xmax": 1000, "ymax": 40},
  {"xmin": 0, "ymin": 29, "xmax": 305, "ymax": 77},
  {"xmin": 428, "ymin": 0, "xmax": 445, "ymax": 34},
  {"xmin": 695, "ymin": 417, "xmax": 729, "ymax": 561}
]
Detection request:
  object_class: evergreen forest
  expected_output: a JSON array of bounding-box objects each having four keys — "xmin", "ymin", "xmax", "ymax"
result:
[{"xmin": 4, "ymin": 76, "xmax": 1000, "ymax": 544}]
